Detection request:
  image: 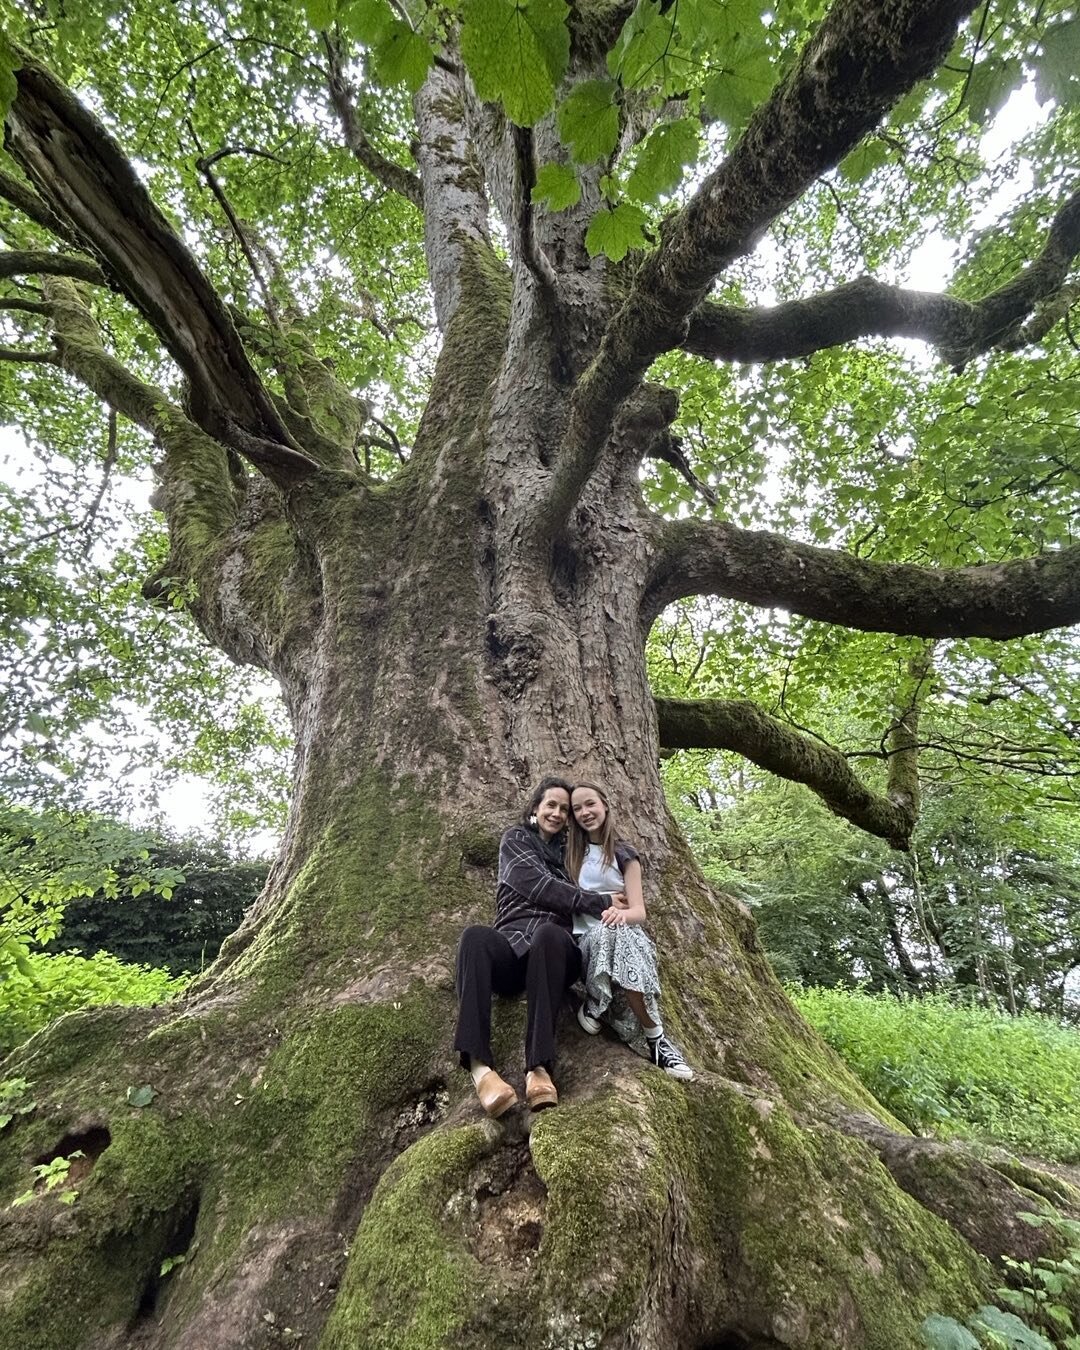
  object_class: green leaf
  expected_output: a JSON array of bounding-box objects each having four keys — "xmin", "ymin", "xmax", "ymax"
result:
[
  {"xmin": 1036, "ymin": 19, "xmax": 1080, "ymax": 107},
  {"xmin": 302, "ymin": 0, "xmax": 337, "ymax": 29},
  {"xmin": 57, "ymin": 1188, "xmax": 78, "ymax": 1205},
  {"xmin": 23, "ymin": 711, "xmax": 49, "ymax": 737},
  {"xmin": 339, "ymin": 0, "xmax": 395, "ymax": 44},
  {"xmin": 0, "ymin": 33, "xmax": 18, "ymax": 124},
  {"xmin": 839, "ymin": 137, "xmax": 890, "ymax": 184},
  {"xmin": 372, "ymin": 21, "xmax": 433, "ymax": 93},
  {"xmin": 920, "ymin": 1315, "xmax": 980, "ymax": 1350},
  {"xmin": 965, "ymin": 56, "xmax": 1023, "ymax": 126},
  {"xmin": 532, "ymin": 162, "xmax": 580, "ymax": 211},
  {"xmin": 701, "ymin": 50, "xmax": 774, "ymax": 130},
  {"xmin": 626, "ymin": 116, "xmax": 700, "ymax": 201},
  {"xmin": 557, "ymin": 79, "xmax": 620, "ymax": 163},
  {"xmin": 460, "ymin": 0, "xmax": 570, "ymax": 126},
  {"xmin": 678, "ymin": 0, "xmax": 768, "ymax": 52},
  {"xmin": 608, "ymin": 0, "xmax": 676, "ymax": 89},
  {"xmin": 126, "ymin": 1084, "xmax": 157, "ymax": 1108},
  {"xmin": 970, "ymin": 1306, "xmax": 1054, "ymax": 1350},
  {"xmin": 584, "ymin": 203, "xmax": 649, "ymax": 261}
]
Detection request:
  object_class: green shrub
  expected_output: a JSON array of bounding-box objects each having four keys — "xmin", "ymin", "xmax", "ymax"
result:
[
  {"xmin": 0, "ymin": 951, "xmax": 189, "ymax": 1052},
  {"xmin": 791, "ymin": 987, "xmax": 1080, "ymax": 1162}
]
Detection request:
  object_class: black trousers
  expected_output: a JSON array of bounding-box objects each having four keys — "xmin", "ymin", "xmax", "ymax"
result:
[{"xmin": 454, "ymin": 923, "xmax": 582, "ymax": 1072}]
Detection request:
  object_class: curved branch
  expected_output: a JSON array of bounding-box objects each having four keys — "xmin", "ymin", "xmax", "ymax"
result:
[
  {"xmin": 644, "ymin": 517, "xmax": 1080, "ymax": 640},
  {"xmin": 0, "ymin": 249, "xmax": 106, "ymax": 285},
  {"xmin": 42, "ymin": 277, "xmax": 238, "ymax": 568},
  {"xmin": 0, "ymin": 166, "xmax": 76, "ymax": 240},
  {"xmin": 5, "ymin": 50, "xmax": 318, "ymax": 488},
  {"xmin": 543, "ymin": 0, "xmax": 978, "ymax": 534},
  {"xmin": 683, "ymin": 186, "xmax": 1080, "ymax": 367},
  {"xmin": 0, "ymin": 296, "xmax": 53, "ymax": 315},
  {"xmin": 0, "ymin": 345, "xmax": 59, "ymax": 363},
  {"xmin": 324, "ymin": 34, "xmax": 424, "ymax": 210},
  {"xmin": 656, "ymin": 696, "xmax": 915, "ymax": 848}
]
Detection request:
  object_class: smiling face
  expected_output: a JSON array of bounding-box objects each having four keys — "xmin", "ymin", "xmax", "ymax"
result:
[
  {"xmin": 535, "ymin": 786, "xmax": 571, "ymax": 840},
  {"xmin": 571, "ymin": 786, "xmax": 608, "ymax": 840}
]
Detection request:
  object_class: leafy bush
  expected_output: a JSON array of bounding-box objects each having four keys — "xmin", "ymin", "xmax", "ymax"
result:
[
  {"xmin": 791, "ymin": 987, "xmax": 1080, "ymax": 1162},
  {"xmin": 0, "ymin": 951, "xmax": 188, "ymax": 1052}
]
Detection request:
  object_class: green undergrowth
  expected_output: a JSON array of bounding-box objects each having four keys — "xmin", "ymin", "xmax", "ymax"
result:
[
  {"xmin": 792, "ymin": 988, "xmax": 1080, "ymax": 1162},
  {"xmin": 0, "ymin": 951, "xmax": 188, "ymax": 1052}
]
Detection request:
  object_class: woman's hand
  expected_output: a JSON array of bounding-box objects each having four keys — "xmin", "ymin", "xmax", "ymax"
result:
[{"xmin": 601, "ymin": 905, "xmax": 628, "ymax": 927}]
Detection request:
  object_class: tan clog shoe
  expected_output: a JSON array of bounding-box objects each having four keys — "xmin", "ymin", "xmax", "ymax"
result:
[
  {"xmin": 525, "ymin": 1067, "xmax": 558, "ymax": 1111},
  {"xmin": 475, "ymin": 1069, "xmax": 518, "ymax": 1118}
]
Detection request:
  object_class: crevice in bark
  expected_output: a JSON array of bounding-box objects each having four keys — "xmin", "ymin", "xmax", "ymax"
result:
[
  {"xmin": 132, "ymin": 1191, "xmax": 201, "ymax": 1321},
  {"xmin": 34, "ymin": 1124, "xmax": 111, "ymax": 1179}
]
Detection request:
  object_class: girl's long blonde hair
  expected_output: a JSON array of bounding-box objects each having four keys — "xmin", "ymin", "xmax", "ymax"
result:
[{"xmin": 566, "ymin": 780, "xmax": 619, "ymax": 882}]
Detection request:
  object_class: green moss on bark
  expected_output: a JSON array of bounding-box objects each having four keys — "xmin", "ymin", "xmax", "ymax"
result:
[{"xmin": 318, "ymin": 1124, "xmax": 493, "ymax": 1350}]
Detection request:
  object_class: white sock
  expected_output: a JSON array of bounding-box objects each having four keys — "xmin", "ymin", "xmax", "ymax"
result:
[
  {"xmin": 643, "ymin": 1024, "xmax": 663, "ymax": 1041},
  {"xmin": 470, "ymin": 1061, "xmax": 492, "ymax": 1085}
]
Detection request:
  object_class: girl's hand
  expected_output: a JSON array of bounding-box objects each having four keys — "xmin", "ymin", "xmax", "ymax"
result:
[{"xmin": 601, "ymin": 906, "xmax": 628, "ymax": 927}]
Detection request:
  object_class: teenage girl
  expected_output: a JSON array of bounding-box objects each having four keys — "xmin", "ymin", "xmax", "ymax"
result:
[{"xmin": 567, "ymin": 781, "xmax": 694, "ymax": 1080}]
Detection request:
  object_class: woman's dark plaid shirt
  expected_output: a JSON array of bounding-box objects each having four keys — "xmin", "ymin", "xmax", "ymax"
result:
[{"xmin": 493, "ymin": 825, "xmax": 608, "ymax": 955}]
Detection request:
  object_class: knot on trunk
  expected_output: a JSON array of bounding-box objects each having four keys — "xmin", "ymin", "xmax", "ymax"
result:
[{"xmin": 485, "ymin": 611, "xmax": 546, "ymax": 697}]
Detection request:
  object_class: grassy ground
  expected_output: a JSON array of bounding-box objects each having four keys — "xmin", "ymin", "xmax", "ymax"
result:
[{"xmin": 791, "ymin": 987, "xmax": 1080, "ymax": 1164}]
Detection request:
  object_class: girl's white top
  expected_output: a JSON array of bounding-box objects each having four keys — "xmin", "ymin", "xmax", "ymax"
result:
[{"xmin": 573, "ymin": 844, "xmax": 624, "ymax": 934}]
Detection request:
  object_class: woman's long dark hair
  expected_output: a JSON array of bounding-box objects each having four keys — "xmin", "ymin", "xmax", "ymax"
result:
[
  {"xmin": 521, "ymin": 776, "xmax": 573, "ymax": 829},
  {"xmin": 566, "ymin": 780, "xmax": 619, "ymax": 881}
]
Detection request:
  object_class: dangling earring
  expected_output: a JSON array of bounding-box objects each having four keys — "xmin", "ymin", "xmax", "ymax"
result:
[{"xmin": 529, "ymin": 814, "xmax": 538, "ymax": 827}]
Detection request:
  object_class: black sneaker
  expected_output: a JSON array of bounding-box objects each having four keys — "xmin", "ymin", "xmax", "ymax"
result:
[{"xmin": 648, "ymin": 1035, "xmax": 694, "ymax": 1080}]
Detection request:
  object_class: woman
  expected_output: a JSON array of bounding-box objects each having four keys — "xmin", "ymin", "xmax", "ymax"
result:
[
  {"xmin": 453, "ymin": 777, "xmax": 617, "ymax": 1117},
  {"xmin": 567, "ymin": 780, "xmax": 694, "ymax": 1080}
]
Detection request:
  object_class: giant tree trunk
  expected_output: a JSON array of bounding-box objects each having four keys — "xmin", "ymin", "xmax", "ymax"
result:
[
  {"xmin": 3, "ymin": 6, "xmax": 1080, "ymax": 1347},
  {"xmin": 0, "ymin": 268, "xmax": 1052, "ymax": 1349}
]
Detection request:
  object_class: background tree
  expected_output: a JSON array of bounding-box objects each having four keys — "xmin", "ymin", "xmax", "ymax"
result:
[
  {"xmin": 48, "ymin": 836, "xmax": 269, "ymax": 976},
  {"xmin": 670, "ymin": 762, "xmax": 1080, "ymax": 1020},
  {"xmin": 1, "ymin": 2, "xmax": 1080, "ymax": 1348}
]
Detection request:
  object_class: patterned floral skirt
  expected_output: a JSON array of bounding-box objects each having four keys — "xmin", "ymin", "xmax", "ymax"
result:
[{"xmin": 576, "ymin": 921, "xmax": 661, "ymax": 1060}]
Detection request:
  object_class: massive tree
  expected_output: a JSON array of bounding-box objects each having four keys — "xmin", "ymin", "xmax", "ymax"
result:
[{"xmin": 1, "ymin": 1, "xmax": 1080, "ymax": 1346}]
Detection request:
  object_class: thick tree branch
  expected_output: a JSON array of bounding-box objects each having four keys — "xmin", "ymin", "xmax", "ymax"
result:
[
  {"xmin": 4, "ymin": 51, "xmax": 318, "ymax": 488},
  {"xmin": 644, "ymin": 517, "xmax": 1080, "ymax": 640},
  {"xmin": 0, "ymin": 165, "xmax": 76, "ymax": 240},
  {"xmin": 412, "ymin": 60, "xmax": 493, "ymax": 332},
  {"xmin": 656, "ymin": 696, "xmax": 916, "ymax": 848},
  {"xmin": 885, "ymin": 643, "xmax": 933, "ymax": 825},
  {"xmin": 323, "ymin": 34, "xmax": 424, "ymax": 210},
  {"xmin": 42, "ymin": 277, "xmax": 238, "ymax": 568},
  {"xmin": 683, "ymin": 186, "xmax": 1080, "ymax": 366},
  {"xmin": 0, "ymin": 344, "xmax": 58, "ymax": 363},
  {"xmin": 542, "ymin": 0, "xmax": 978, "ymax": 534},
  {"xmin": 0, "ymin": 296, "xmax": 52, "ymax": 315},
  {"xmin": 0, "ymin": 249, "xmax": 106, "ymax": 285}
]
